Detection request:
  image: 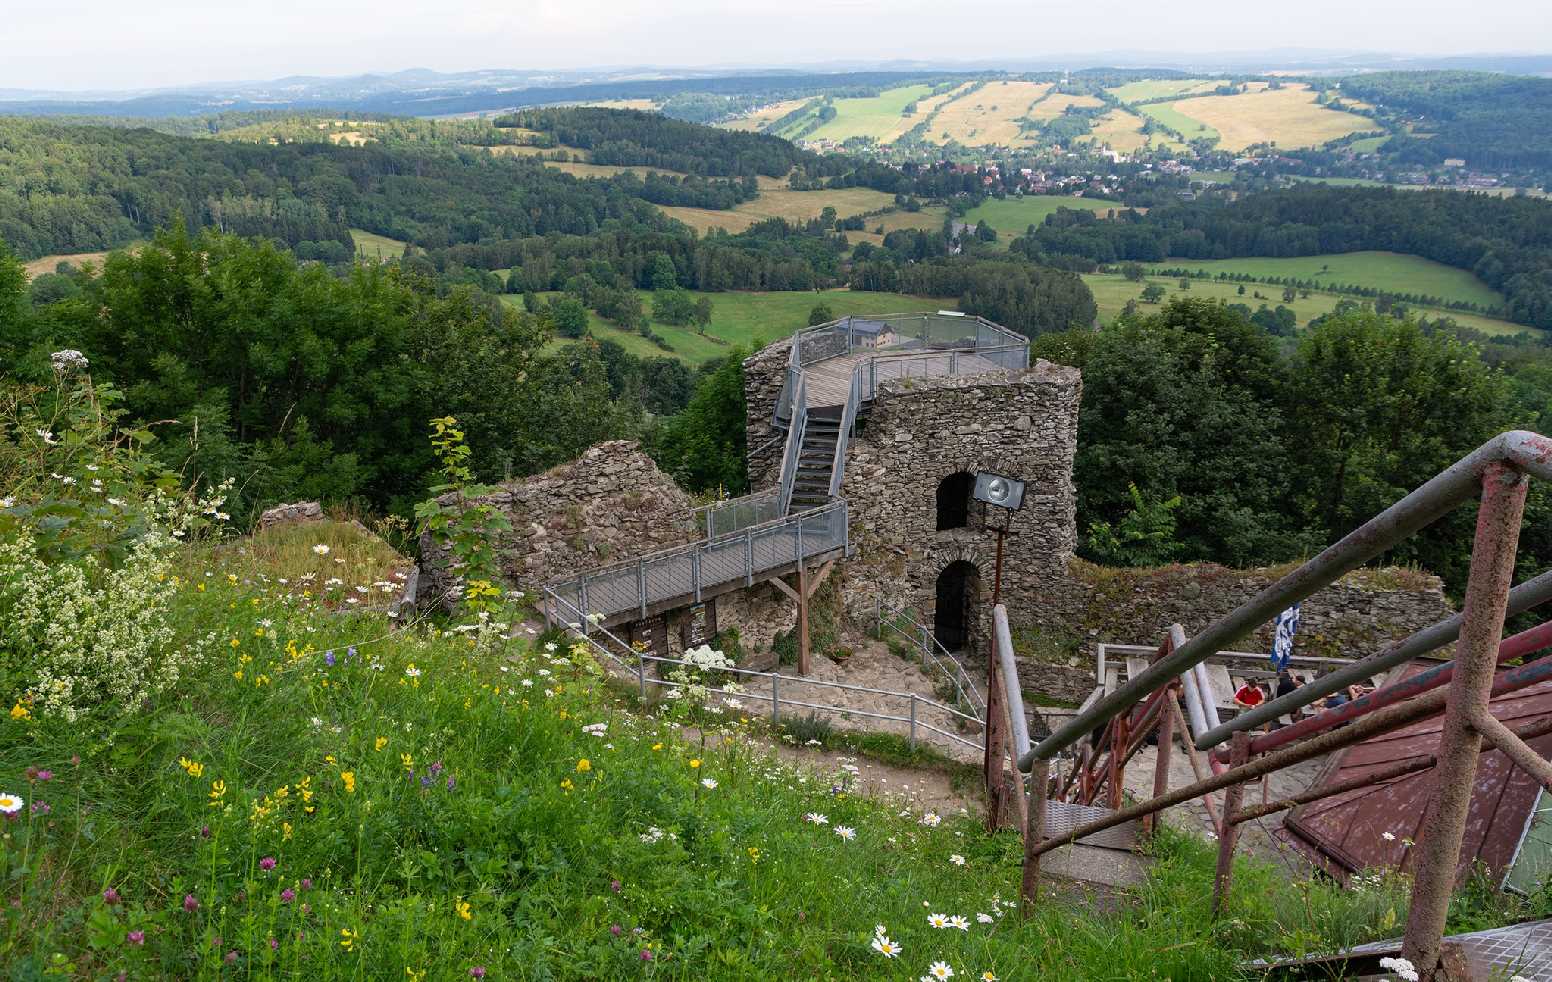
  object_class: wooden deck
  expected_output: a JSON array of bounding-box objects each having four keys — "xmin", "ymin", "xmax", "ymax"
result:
[{"xmin": 804, "ymin": 350, "xmax": 1008, "ymax": 409}]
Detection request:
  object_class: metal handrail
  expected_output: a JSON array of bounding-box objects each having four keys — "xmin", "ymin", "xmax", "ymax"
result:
[
  {"xmin": 547, "ymin": 589, "xmax": 984, "ymax": 753},
  {"xmin": 777, "ymin": 371, "xmax": 808, "ymax": 515},
  {"xmin": 1021, "ymin": 430, "xmax": 1552, "ymax": 770},
  {"xmin": 876, "ymin": 598, "xmax": 986, "ymax": 720},
  {"xmin": 828, "ymin": 365, "xmax": 862, "ymax": 498}
]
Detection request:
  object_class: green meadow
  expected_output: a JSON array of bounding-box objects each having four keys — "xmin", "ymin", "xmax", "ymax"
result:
[
  {"xmin": 961, "ymin": 196, "xmax": 1127, "ymax": 238},
  {"xmin": 1147, "ymin": 251, "xmax": 1505, "ymax": 310}
]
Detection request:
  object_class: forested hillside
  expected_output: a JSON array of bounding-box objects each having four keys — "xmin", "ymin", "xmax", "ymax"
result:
[
  {"xmin": 1013, "ymin": 185, "xmax": 1552, "ymax": 329},
  {"xmin": 1341, "ymin": 71, "xmax": 1552, "ymax": 172}
]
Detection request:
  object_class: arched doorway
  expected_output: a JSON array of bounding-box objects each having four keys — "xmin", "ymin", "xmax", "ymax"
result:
[
  {"xmin": 936, "ymin": 471, "xmax": 976, "ymax": 531},
  {"xmin": 934, "ymin": 560, "xmax": 981, "ymax": 652}
]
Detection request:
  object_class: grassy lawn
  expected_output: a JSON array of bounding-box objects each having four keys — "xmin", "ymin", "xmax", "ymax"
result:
[
  {"xmin": 1169, "ymin": 85, "xmax": 1374, "ymax": 152},
  {"xmin": 804, "ymin": 84, "xmax": 936, "ymax": 142},
  {"xmin": 1147, "ymin": 251, "xmax": 1504, "ymax": 309},
  {"xmin": 1083, "ymin": 272, "xmax": 1537, "ymax": 337},
  {"xmin": 1139, "ymin": 103, "xmax": 1219, "ymax": 143},
  {"xmin": 658, "ymin": 187, "xmax": 897, "ymax": 236},
  {"xmin": 962, "ymin": 196, "xmax": 1126, "ymax": 238},
  {"xmin": 509, "ymin": 289, "xmax": 956, "ymax": 364},
  {"xmin": 349, "ymin": 228, "xmax": 407, "ymax": 262}
]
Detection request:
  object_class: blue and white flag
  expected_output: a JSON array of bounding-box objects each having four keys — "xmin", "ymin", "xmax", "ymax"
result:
[{"xmin": 1272, "ymin": 603, "xmax": 1301, "ymax": 670}]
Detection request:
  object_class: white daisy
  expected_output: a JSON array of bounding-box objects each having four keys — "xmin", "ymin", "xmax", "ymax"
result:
[
  {"xmin": 927, "ymin": 913, "xmax": 950, "ymax": 929},
  {"xmin": 870, "ymin": 935, "xmax": 901, "ymax": 958},
  {"xmin": 313, "ymin": 543, "xmax": 332, "ymax": 556},
  {"xmin": 701, "ymin": 778, "xmax": 717, "ymax": 790},
  {"xmin": 976, "ymin": 913, "xmax": 994, "ymax": 924},
  {"xmin": 921, "ymin": 812, "xmax": 942, "ymax": 827},
  {"xmin": 927, "ymin": 961, "xmax": 954, "ymax": 980},
  {"xmin": 834, "ymin": 825, "xmax": 856, "ymax": 841},
  {"xmin": 0, "ymin": 793, "xmax": 21, "ymax": 814},
  {"xmin": 949, "ymin": 854, "xmax": 965, "ymax": 866},
  {"xmin": 948, "ymin": 915, "xmax": 970, "ymax": 931}
]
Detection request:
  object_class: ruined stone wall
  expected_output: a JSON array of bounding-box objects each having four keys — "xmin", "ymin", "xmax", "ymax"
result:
[
  {"xmin": 1044, "ymin": 560, "xmax": 1455, "ymax": 659},
  {"xmin": 742, "ymin": 338, "xmax": 793, "ymax": 491},
  {"xmin": 417, "ymin": 441, "xmax": 699, "ymax": 608},
  {"xmin": 835, "ymin": 360, "xmax": 1083, "ymax": 633}
]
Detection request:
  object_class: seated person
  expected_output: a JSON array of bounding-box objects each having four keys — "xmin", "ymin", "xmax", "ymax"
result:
[{"xmin": 1233, "ymin": 680, "xmax": 1265, "ymax": 710}]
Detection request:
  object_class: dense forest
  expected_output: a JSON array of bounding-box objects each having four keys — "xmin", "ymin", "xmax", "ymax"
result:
[
  {"xmin": 1013, "ymin": 185, "xmax": 1552, "ymax": 329},
  {"xmin": 1340, "ymin": 71, "xmax": 1552, "ymax": 173}
]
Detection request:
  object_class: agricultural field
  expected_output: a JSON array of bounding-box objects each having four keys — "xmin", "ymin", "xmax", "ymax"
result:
[
  {"xmin": 876, "ymin": 82, "xmax": 976, "ymax": 143},
  {"xmin": 1147, "ymin": 251, "xmax": 1504, "ymax": 309},
  {"xmin": 22, "ymin": 249, "xmax": 122, "ymax": 279},
  {"xmin": 848, "ymin": 206, "xmax": 949, "ymax": 248},
  {"xmin": 1083, "ymin": 272, "xmax": 1535, "ymax": 337},
  {"xmin": 657, "ymin": 186, "xmax": 896, "ymax": 235},
  {"xmin": 1027, "ymin": 92, "xmax": 1104, "ymax": 119},
  {"xmin": 1079, "ymin": 109, "xmax": 1177, "ymax": 153},
  {"xmin": 722, "ymin": 98, "xmax": 810, "ymax": 132},
  {"xmin": 932, "ymin": 80, "xmax": 1052, "ymax": 146},
  {"xmin": 513, "ymin": 288, "xmax": 953, "ymax": 363},
  {"xmin": 1168, "ymin": 84, "xmax": 1375, "ymax": 151},
  {"xmin": 1346, "ymin": 134, "xmax": 1391, "ymax": 153},
  {"xmin": 544, "ymin": 160, "xmax": 691, "ymax": 180},
  {"xmin": 349, "ymin": 229, "xmax": 407, "ymax": 262},
  {"xmin": 1106, "ymin": 78, "xmax": 1220, "ymax": 102},
  {"xmin": 962, "ymin": 196, "xmax": 1127, "ymax": 238},
  {"xmin": 803, "ymin": 84, "xmax": 936, "ymax": 142},
  {"xmin": 1139, "ymin": 102, "xmax": 1219, "ymax": 143}
]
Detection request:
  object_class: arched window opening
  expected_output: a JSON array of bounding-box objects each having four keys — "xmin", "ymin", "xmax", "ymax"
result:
[{"xmin": 936, "ymin": 471, "xmax": 976, "ymax": 531}]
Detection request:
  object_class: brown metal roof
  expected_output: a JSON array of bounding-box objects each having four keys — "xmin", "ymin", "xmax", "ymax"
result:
[{"xmin": 1281, "ymin": 665, "xmax": 1552, "ymax": 886}]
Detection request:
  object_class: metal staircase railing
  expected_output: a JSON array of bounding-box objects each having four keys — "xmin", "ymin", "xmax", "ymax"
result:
[
  {"xmin": 777, "ymin": 371, "xmax": 808, "ymax": 516},
  {"xmin": 876, "ymin": 598, "xmax": 986, "ymax": 722}
]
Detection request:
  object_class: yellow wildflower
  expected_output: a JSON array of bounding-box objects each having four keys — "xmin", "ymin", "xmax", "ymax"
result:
[
  {"xmin": 689, "ymin": 759, "xmax": 701, "ymax": 769},
  {"xmin": 325, "ymin": 754, "xmax": 336, "ymax": 765},
  {"xmin": 178, "ymin": 757, "xmax": 205, "ymax": 778},
  {"xmin": 229, "ymin": 638, "xmax": 239, "ymax": 649},
  {"xmin": 400, "ymin": 753, "xmax": 414, "ymax": 772},
  {"xmin": 233, "ymin": 670, "xmax": 243, "ymax": 681},
  {"xmin": 651, "ymin": 743, "xmax": 663, "ymax": 751},
  {"xmin": 209, "ymin": 779, "xmax": 227, "ymax": 807},
  {"xmin": 374, "ymin": 736, "xmax": 388, "ymax": 752},
  {"xmin": 341, "ymin": 771, "xmax": 356, "ymax": 794},
  {"xmin": 455, "ymin": 899, "xmax": 472, "ymax": 921},
  {"xmin": 339, "ymin": 927, "xmax": 358, "ymax": 951},
  {"xmin": 747, "ymin": 847, "xmax": 761, "ymax": 863},
  {"xmin": 560, "ymin": 778, "xmax": 573, "ymax": 792},
  {"xmin": 406, "ymin": 971, "xmax": 426, "ymax": 982},
  {"xmin": 9, "ymin": 703, "xmax": 30, "ymax": 721},
  {"xmin": 282, "ymin": 821, "xmax": 293, "ymax": 841},
  {"xmin": 197, "ymin": 583, "xmax": 205, "ymax": 592},
  {"xmin": 575, "ymin": 759, "xmax": 591, "ymax": 772}
]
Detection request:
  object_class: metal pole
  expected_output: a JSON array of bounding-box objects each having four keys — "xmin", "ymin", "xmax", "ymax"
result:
[
  {"xmin": 1403, "ymin": 464, "xmax": 1528, "ymax": 978},
  {"xmin": 637, "ymin": 560, "xmax": 647, "ymax": 619},
  {"xmin": 771, "ymin": 671, "xmax": 780, "ymax": 722},
  {"xmin": 991, "ymin": 526, "xmax": 1006, "ymax": 606},
  {"xmin": 637, "ymin": 653, "xmax": 647, "ymax": 700},
  {"xmin": 1145, "ymin": 685, "xmax": 1175, "ymax": 837},
  {"xmin": 1212, "ymin": 731, "xmax": 1251, "ymax": 917},
  {"xmin": 909, "ymin": 694, "xmax": 918, "ymax": 750}
]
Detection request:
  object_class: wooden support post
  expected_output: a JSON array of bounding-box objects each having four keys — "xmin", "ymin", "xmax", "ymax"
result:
[
  {"xmin": 1170, "ymin": 694, "xmax": 1222, "ymax": 835},
  {"xmin": 1108, "ymin": 715, "xmax": 1129, "ymax": 810},
  {"xmin": 1021, "ymin": 758, "xmax": 1049, "ymax": 917},
  {"xmin": 1212, "ymin": 731, "xmax": 1252, "ymax": 918},
  {"xmin": 984, "ymin": 650, "xmax": 1006, "ymax": 831},
  {"xmin": 998, "ymin": 669, "xmax": 1031, "ymax": 835},
  {"xmin": 1144, "ymin": 687, "xmax": 1176, "ymax": 837},
  {"xmin": 796, "ymin": 560, "xmax": 811, "ymax": 676}
]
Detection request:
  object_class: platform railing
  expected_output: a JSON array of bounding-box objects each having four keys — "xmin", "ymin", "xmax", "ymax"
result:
[
  {"xmin": 875, "ymin": 598, "xmax": 985, "ymax": 722},
  {"xmin": 543, "ymin": 499, "xmax": 848, "ymax": 627}
]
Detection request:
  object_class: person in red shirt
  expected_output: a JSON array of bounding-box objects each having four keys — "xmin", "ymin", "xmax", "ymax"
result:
[{"xmin": 1233, "ymin": 681, "xmax": 1266, "ymax": 709}]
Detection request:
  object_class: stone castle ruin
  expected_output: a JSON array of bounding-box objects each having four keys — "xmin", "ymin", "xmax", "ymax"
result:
[{"xmin": 425, "ymin": 312, "xmax": 1451, "ymax": 704}]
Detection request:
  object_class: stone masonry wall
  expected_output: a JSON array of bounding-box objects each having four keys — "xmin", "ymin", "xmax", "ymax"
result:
[
  {"xmin": 836, "ymin": 360, "xmax": 1083, "ymax": 635},
  {"xmin": 418, "ymin": 441, "xmax": 699, "ymax": 609},
  {"xmin": 742, "ymin": 338, "xmax": 794, "ymax": 492}
]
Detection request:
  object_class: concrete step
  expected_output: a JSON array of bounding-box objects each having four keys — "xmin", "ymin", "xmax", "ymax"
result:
[{"xmin": 1039, "ymin": 842, "xmax": 1150, "ymax": 889}]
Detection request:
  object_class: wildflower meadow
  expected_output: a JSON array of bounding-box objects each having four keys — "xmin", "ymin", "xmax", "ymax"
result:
[{"xmin": 0, "ymin": 368, "xmax": 1422, "ymax": 979}]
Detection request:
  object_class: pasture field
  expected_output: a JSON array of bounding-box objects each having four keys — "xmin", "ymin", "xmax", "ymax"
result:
[
  {"xmin": 484, "ymin": 143, "xmax": 590, "ymax": 159},
  {"xmin": 722, "ymin": 98, "xmax": 809, "ymax": 132},
  {"xmin": 1289, "ymin": 175, "xmax": 1392, "ymax": 188},
  {"xmin": 1027, "ymin": 92, "xmax": 1104, "ymax": 119},
  {"xmin": 543, "ymin": 160, "xmax": 691, "ymax": 180},
  {"xmin": 848, "ymin": 206, "xmax": 950, "ymax": 248},
  {"xmin": 1139, "ymin": 102, "xmax": 1219, "ymax": 143},
  {"xmin": 1346, "ymin": 134, "xmax": 1391, "ymax": 153},
  {"xmin": 1147, "ymin": 251, "xmax": 1504, "ymax": 309},
  {"xmin": 657, "ymin": 186, "xmax": 896, "ymax": 235},
  {"xmin": 1106, "ymin": 78, "xmax": 1220, "ymax": 102},
  {"xmin": 932, "ymin": 80, "xmax": 1052, "ymax": 145},
  {"xmin": 1083, "ymin": 273, "xmax": 1534, "ymax": 337},
  {"xmin": 22, "ymin": 248, "xmax": 126, "ymax": 279},
  {"xmin": 513, "ymin": 288, "xmax": 954, "ymax": 363},
  {"xmin": 349, "ymin": 229, "xmax": 407, "ymax": 262},
  {"xmin": 877, "ymin": 82, "xmax": 976, "ymax": 142},
  {"xmin": 1168, "ymin": 85, "xmax": 1374, "ymax": 151},
  {"xmin": 962, "ymin": 196, "xmax": 1127, "ymax": 238},
  {"xmin": 804, "ymin": 84, "xmax": 936, "ymax": 142},
  {"xmin": 1080, "ymin": 109, "xmax": 1180, "ymax": 153}
]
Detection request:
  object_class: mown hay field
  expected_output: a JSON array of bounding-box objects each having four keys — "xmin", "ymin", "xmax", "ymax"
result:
[
  {"xmin": 1081, "ymin": 109, "xmax": 1182, "ymax": 153},
  {"xmin": 1168, "ymin": 84, "xmax": 1374, "ymax": 151},
  {"xmin": 657, "ymin": 187, "xmax": 896, "ymax": 235},
  {"xmin": 1139, "ymin": 102, "xmax": 1219, "ymax": 142},
  {"xmin": 1027, "ymin": 92, "xmax": 1104, "ymax": 119},
  {"xmin": 1106, "ymin": 78, "xmax": 1220, "ymax": 102},
  {"xmin": 349, "ymin": 229, "xmax": 407, "ymax": 261},
  {"xmin": 932, "ymin": 80, "xmax": 1052, "ymax": 145},
  {"xmin": 848, "ymin": 206, "xmax": 950, "ymax": 248},
  {"xmin": 721, "ymin": 99, "xmax": 810, "ymax": 132},
  {"xmin": 876, "ymin": 82, "xmax": 976, "ymax": 143}
]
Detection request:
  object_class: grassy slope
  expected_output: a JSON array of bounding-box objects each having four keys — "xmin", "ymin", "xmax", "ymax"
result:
[
  {"xmin": 1148, "ymin": 251, "xmax": 1505, "ymax": 309},
  {"xmin": 0, "ymin": 519, "xmax": 1416, "ymax": 977},
  {"xmin": 1168, "ymin": 86, "xmax": 1373, "ymax": 152},
  {"xmin": 804, "ymin": 84, "xmax": 936, "ymax": 142},
  {"xmin": 657, "ymin": 187, "xmax": 896, "ymax": 236},
  {"xmin": 508, "ymin": 289, "xmax": 954, "ymax": 364},
  {"xmin": 1105, "ymin": 79, "xmax": 1218, "ymax": 102},
  {"xmin": 1084, "ymin": 272, "xmax": 1536, "ymax": 337},
  {"xmin": 1139, "ymin": 102, "xmax": 1219, "ymax": 143},
  {"xmin": 961, "ymin": 197, "xmax": 1126, "ymax": 238},
  {"xmin": 349, "ymin": 229, "xmax": 407, "ymax": 261}
]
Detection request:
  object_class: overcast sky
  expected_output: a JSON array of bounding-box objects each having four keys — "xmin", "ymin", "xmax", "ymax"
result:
[{"xmin": 6, "ymin": 0, "xmax": 1551, "ymax": 91}]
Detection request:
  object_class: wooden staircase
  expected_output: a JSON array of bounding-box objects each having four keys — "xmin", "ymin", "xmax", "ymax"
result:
[{"xmin": 787, "ymin": 411, "xmax": 842, "ymax": 514}]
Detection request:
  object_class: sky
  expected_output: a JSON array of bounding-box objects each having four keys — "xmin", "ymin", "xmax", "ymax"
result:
[{"xmin": 5, "ymin": 0, "xmax": 1552, "ymax": 92}]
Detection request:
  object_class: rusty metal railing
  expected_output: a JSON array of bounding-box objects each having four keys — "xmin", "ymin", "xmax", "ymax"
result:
[{"xmin": 1006, "ymin": 430, "xmax": 1552, "ymax": 977}]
